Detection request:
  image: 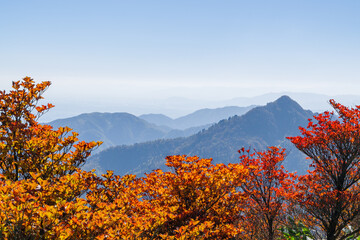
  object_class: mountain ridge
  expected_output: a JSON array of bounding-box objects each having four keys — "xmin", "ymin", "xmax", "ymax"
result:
[
  {"xmin": 48, "ymin": 105, "xmax": 254, "ymax": 152},
  {"xmin": 139, "ymin": 105, "xmax": 255, "ymax": 130},
  {"xmin": 87, "ymin": 95, "xmax": 313, "ymax": 176}
]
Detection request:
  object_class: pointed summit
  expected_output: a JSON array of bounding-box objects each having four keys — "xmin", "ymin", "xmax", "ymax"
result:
[
  {"xmin": 273, "ymin": 95, "xmax": 295, "ymax": 103},
  {"xmin": 268, "ymin": 95, "xmax": 305, "ymax": 112}
]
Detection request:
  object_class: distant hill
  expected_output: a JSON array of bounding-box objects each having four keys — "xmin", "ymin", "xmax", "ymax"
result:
[
  {"xmin": 139, "ymin": 106, "xmax": 255, "ymax": 130},
  {"xmin": 87, "ymin": 96, "xmax": 314, "ymax": 176},
  {"xmin": 48, "ymin": 112, "xmax": 170, "ymax": 151}
]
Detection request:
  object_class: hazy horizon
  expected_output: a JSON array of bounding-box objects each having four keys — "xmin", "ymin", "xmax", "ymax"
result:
[
  {"xmin": 35, "ymin": 91, "xmax": 360, "ymax": 122},
  {"xmin": 1, "ymin": 1, "xmax": 359, "ymax": 121}
]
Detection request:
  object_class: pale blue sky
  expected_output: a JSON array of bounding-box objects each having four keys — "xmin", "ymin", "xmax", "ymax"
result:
[{"xmin": 1, "ymin": 1, "xmax": 360, "ymax": 120}]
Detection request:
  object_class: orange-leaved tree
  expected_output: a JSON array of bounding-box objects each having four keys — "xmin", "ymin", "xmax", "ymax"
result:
[
  {"xmin": 0, "ymin": 170, "xmax": 99, "ymax": 239},
  {"xmin": 288, "ymin": 100, "xmax": 360, "ymax": 240},
  {"xmin": 0, "ymin": 77, "xmax": 102, "ymax": 239},
  {"xmin": 0, "ymin": 77, "xmax": 101, "ymax": 181},
  {"xmin": 238, "ymin": 147, "xmax": 297, "ymax": 240},
  {"xmin": 137, "ymin": 155, "xmax": 250, "ymax": 239},
  {"xmin": 71, "ymin": 171, "xmax": 143, "ymax": 239}
]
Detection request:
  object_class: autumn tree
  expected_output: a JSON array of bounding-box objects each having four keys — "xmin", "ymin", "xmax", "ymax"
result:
[
  {"xmin": 238, "ymin": 147, "xmax": 296, "ymax": 240},
  {"xmin": 288, "ymin": 100, "xmax": 360, "ymax": 240},
  {"xmin": 72, "ymin": 171, "xmax": 144, "ymax": 239},
  {"xmin": 137, "ymin": 155, "xmax": 250, "ymax": 239},
  {"xmin": 0, "ymin": 77, "xmax": 101, "ymax": 181},
  {"xmin": 0, "ymin": 77, "xmax": 102, "ymax": 239}
]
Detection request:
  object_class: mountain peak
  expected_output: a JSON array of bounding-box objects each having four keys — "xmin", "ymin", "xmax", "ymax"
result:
[
  {"xmin": 273, "ymin": 95, "xmax": 297, "ymax": 105},
  {"xmin": 274, "ymin": 95, "xmax": 293, "ymax": 102},
  {"xmin": 267, "ymin": 95, "xmax": 305, "ymax": 112}
]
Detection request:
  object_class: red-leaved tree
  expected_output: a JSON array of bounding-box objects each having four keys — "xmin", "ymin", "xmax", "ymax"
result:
[
  {"xmin": 238, "ymin": 147, "xmax": 297, "ymax": 240},
  {"xmin": 288, "ymin": 100, "xmax": 360, "ymax": 240}
]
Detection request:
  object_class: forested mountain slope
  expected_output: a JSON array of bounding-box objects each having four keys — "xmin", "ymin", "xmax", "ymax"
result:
[
  {"xmin": 48, "ymin": 112, "xmax": 211, "ymax": 152},
  {"xmin": 88, "ymin": 96, "xmax": 313, "ymax": 176}
]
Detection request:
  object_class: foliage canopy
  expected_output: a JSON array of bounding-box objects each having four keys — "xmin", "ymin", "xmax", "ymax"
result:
[{"xmin": 1, "ymin": 77, "xmax": 360, "ymax": 239}]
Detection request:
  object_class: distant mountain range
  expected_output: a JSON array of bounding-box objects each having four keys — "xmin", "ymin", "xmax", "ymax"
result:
[
  {"xmin": 48, "ymin": 105, "xmax": 255, "ymax": 152},
  {"xmin": 42, "ymin": 92, "xmax": 360, "ymax": 123},
  {"xmin": 139, "ymin": 106, "xmax": 255, "ymax": 130},
  {"xmin": 86, "ymin": 96, "xmax": 313, "ymax": 176}
]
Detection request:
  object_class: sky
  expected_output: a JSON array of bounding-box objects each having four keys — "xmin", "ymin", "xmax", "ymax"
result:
[{"xmin": 1, "ymin": 1, "xmax": 360, "ymax": 120}]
